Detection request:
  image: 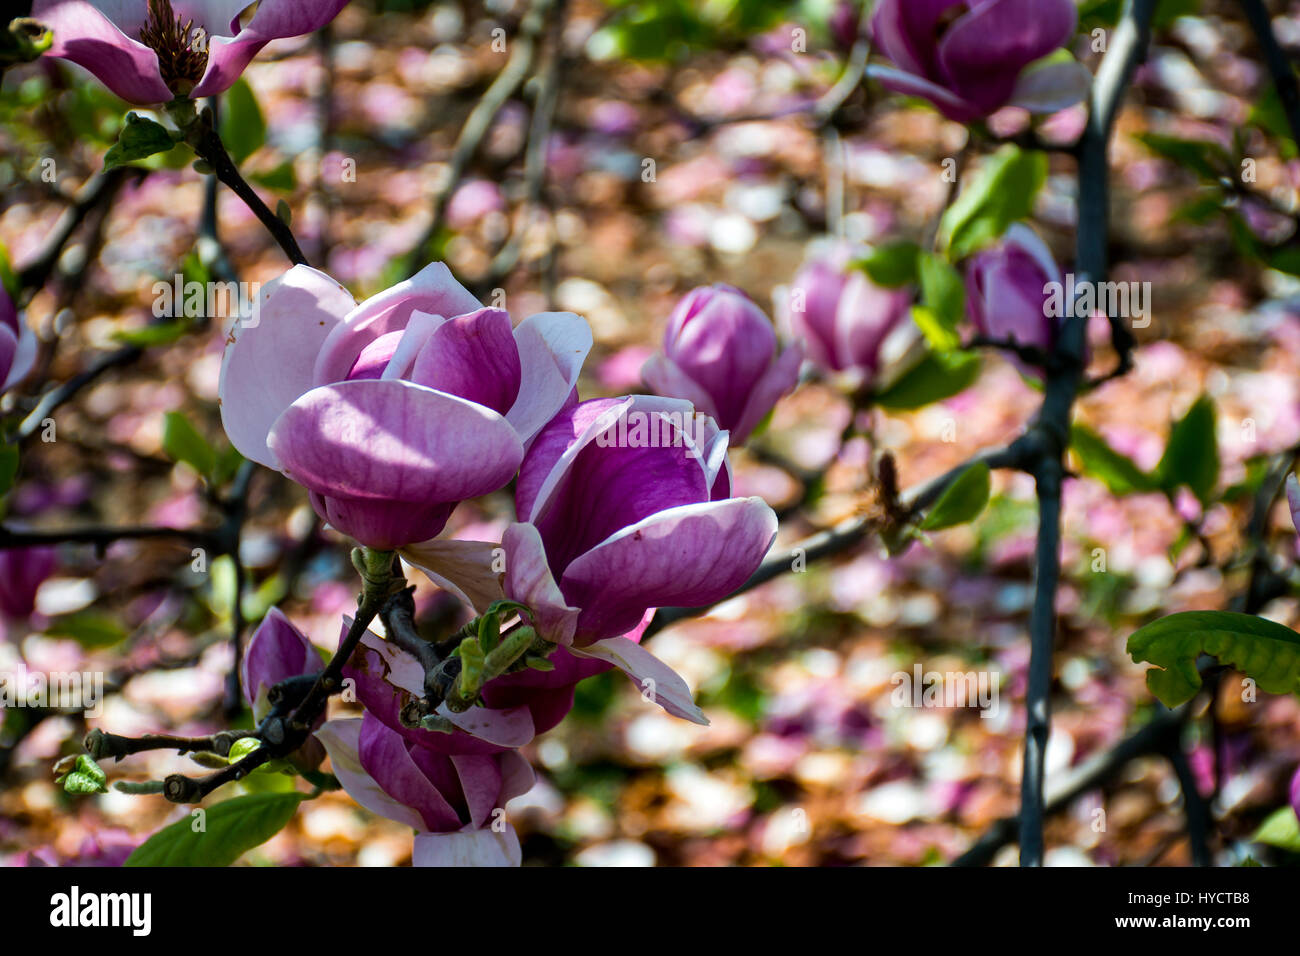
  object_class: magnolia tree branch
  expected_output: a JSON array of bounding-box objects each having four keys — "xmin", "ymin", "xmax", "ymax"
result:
[
  {"xmin": 1013, "ymin": 0, "xmax": 1159, "ymax": 868},
  {"xmin": 186, "ymin": 107, "xmax": 309, "ymax": 267}
]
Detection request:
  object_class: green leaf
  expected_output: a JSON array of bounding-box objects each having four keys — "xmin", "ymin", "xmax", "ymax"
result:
[
  {"xmin": 1134, "ymin": 132, "xmax": 1232, "ymax": 181},
  {"xmin": 1126, "ymin": 610, "xmax": 1300, "ymax": 707},
  {"xmin": 45, "ymin": 612, "xmax": 127, "ymax": 648},
  {"xmin": 0, "ymin": 241, "xmax": 19, "ymax": 299},
  {"xmin": 873, "ymin": 350, "xmax": 982, "ymax": 410},
  {"xmin": 0, "ymin": 443, "xmax": 18, "ymax": 496},
  {"xmin": 855, "ymin": 241, "xmax": 921, "ymax": 288},
  {"xmin": 938, "ymin": 145, "xmax": 1048, "ymax": 260},
  {"xmin": 162, "ymin": 411, "xmax": 216, "ymax": 479},
  {"xmin": 249, "ymin": 161, "xmax": 296, "ymax": 192},
  {"xmin": 111, "ymin": 321, "xmax": 190, "ymax": 348},
  {"xmin": 920, "ymin": 462, "xmax": 991, "ymax": 531},
  {"xmin": 1069, "ymin": 424, "xmax": 1156, "ymax": 495},
  {"xmin": 104, "ymin": 112, "xmax": 176, "ymax": 170},
  {"xmin": 125, "ymin": 792, "xmax": 306, "ymax": 866},
  {"xmin": 913, "ymin": 252, "xmax": 964, "ymax": 350},
  {"xmin": 1154, "ymin": 395, "xmax": 1218, "ymax": 506},
  {"xmin": 219, "ymin": 78, "xmax": 266, "ymax": 166},
  {"xmin": 1251, "ymin": 806, "xmax": 1300, "ymax": 852}
]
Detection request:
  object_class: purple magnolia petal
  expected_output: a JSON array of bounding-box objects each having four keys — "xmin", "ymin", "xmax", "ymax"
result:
[
  {"xmin": 240, "ymin": 606, "xmax": 324, "ymax": 719},
  {"xmin": 400, "ymin": 538, "xmax": 506, "ymax": 615},
  {"xmin": 640, "ymin": 353, "xmax": 720, "ymax": 422},
  {"xmin": 3, "ymin": 319, "xmax": 37, "ymax": 394},
  {"xmin": 412, "ymin": 826, "xmax": 521, "ymax": 867},
  {"xmin": 267, "ymin": 379, "xmax": 523, "ymax": 549},
  {"xmin": 33, "ymin": 0, "xmax": 173, "ymax": 105},
  {"xmin": 313, "ymin": 262, "xmax": 481, "ymax": 387},
  {"xmin": 450, "ymin": 754, "xmax": 504, "ymax": 829},
  {"xmin": 192, "ymin": 0, "xmax": 352, "ymax": 97},
  {"xmin": 497, "ymin": 749, "xmax": 536, "ymax": 804},
  {"xmin": 359, "ymin": 713, "xmax": 464, "ymax": 832},
  {"xmin": 836, "ymin": 272, "xmax": 913, "ymax": 373},
  {"xmin": 571, "ymin": 636, "xmax": 708, "ymax": 724},
  {"xmin": 409, "ymin": 308, "xmax": 521, "ymax": 415},
  {"xmin": 730, "ymin": 341, "xmax": 803, "ymax": 445},
  {"xmin": 515, "ymin": 397, "xmax": 631, "ymax": 524},
  {"xmin": 315, "ymin": 718, "xmax": 428, "ymax": 831},
  {"xmin": 1290, "ymin": 765, "xmax": 1300, "ymax": 823},
  {"xmin": 1009, "ymin": 56, "xmax": 1092, "ymax": 114},
  {"xmin": 506, "ymin": 311, "xmax": 593, "ymax": 444},
  {"xmin": 559, "ymin": 497, "xmax": 779, "ymax": 643},
  {"xmin": 0, "ymin": 325, "xmax": 17, "ymax": 395},
  {"xmin": 502, "ymin": 522, "xmax": 579, "ymax": 646},
  {"xmin": 663, "ymin": 286, "xmax": 777, "ymax": 430},
  {"xmin": 939, "ymin": 0, "xmax": 1078, "ymax": 115},
  {"xmin": 433, "ymin": 701, "xmax": 535, "ymax": 748},
  {"xmin": 870, "ymin": 0, "xmax": 963, "ymax": 80},
  {"xmin": 218, "ymin": 265, "xmax": 356, "ymax": 469},
  {"xmin": 531, "ymin": 403, "xmax": 712, "ymax": 573},
  {"xmin": 786, "ymin": 256, "xmax": 851, "ymax": 371},
  {"xmin": 863, "ymin": 64, "xmax": 981, "ymax": 123}
]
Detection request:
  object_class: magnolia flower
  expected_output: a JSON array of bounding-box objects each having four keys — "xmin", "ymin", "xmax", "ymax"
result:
[
  {"xmin": 33, "ymin": 0, "xmax": 351, "ymax": 104},
  {"xmin": 241, "ymin": 607, "xmax": 324, "ymax": 722},
  {"xmin": 965, "ymin": 224, "xmax": 1063, "ymax": 361},
  {"xmin": 1291, "ymin": 764, "xmax": 1300, "ymax": 824},
  {"xmin": 316, "ymin": 714, "xmax": 533, "ymax": 866},
  {"xmin": 783, "ymin": 249, "xmax": 914, "ymax": 381},
  {"xmin": 218, "ymin": 262, "xmax": 592, "ymax": 550},
  {"xmin": 869, "ymin": 0, "xmax": 1089, "ymax": 122},
  {"xmin": 0, "ymin": 546, "xmax": 56, "ymax": 624},
  {"xmin": 1, "ymin": 286, "xmax": 36, "ymax": 395},
  {"xmin": 342, "ymin": 625, "xmax": 611, "ymax": 755},
  {"xmin": 496, "ymin": 395, "xmax": 778, "ymax": 722},
  {"xmin": 642, "ymin": 285, "xmax": 801, "ymax": 445}
]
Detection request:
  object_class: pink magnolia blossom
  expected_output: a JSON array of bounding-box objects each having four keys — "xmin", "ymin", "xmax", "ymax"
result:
[
  {"xmin": 783, "ymin": 248, "xmax": 913, "ymax": 380},
  {"xmin": 498, "ymin": 395, "xmax": 778, "ymax": 722},
  {"xmin": 241, "ymin": 607, "xmax": 324, "ymax": 721},
  {"xmin": 33, "ymin": 0, "xmax": 351, "ymax": 104},
  {"xmin": 642, "ymin": 284, "xmax": 802, "ymax": 445},
  {"xmin": 316, "ymin": 714, "xmax": 533, "ymax": 867},
  {"xmin": 869, "ymin": 0, "xmax": 1089, "ymax": 123},
  {"xmin": 218, "ymin": 262, "xmax": 592, "ymax": 550},
  {"xmin": 965, "ymin": 224, "xmax": 1063, "ymax": 361}
]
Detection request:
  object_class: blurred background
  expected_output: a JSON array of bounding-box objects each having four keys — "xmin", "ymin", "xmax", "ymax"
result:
[{"xmin": 2, "ymin": 0, "xmax": 1300, "ymax": 866}]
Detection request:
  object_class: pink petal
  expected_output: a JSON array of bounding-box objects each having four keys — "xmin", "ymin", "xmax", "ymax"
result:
[
  {"xmin": 571, "ymin": 636, "xmax": 708, "ymax": 724},
  {"xmin": 506, "ymin": 311, "xmax": 593, "ymax": 444},
  {"xmin": 400, "ymin": 538, "xmax": 506, "ymax": 614},
  {"xmin": 409, "ymin": 308, "xmax": 521, "ymax": 415},
  {"xmin": 502, "ymin": 522, "xmax": 579, "ymax": 645},
  {"xmin": 313, "ymin": 261, "xmax": 481, "ymax": 387},
  {"xmin": 412, "ymin": 827, "xmax": 521, "ymax": 867},
  {"xmin": 219, "ymin": 265, "xmax": 356, "ymax": 469},
  {"xmin": 267, "ymin": 379, "xmax": 523, "ymax": 549},
  {"xmin": 640, "ymin": 353, "xmax": 719, "ymax": 422},
  {"xmin": 559, "ymin": 497, "xmax": 778, "ymax": 642},
  {"xmin": 33, "ymin": 0, "xmax": 172, "ymax": 104},
  {"xmin": 315, "ymin": 718, "xmax": 428, "ymax": 831},
  {"xmin": 192, "ymin": 0, "xmax": 352, "ymax": 98},
  {"xmin": 730, "ymin": 341, "xmax": 803, "ymax": 445}
]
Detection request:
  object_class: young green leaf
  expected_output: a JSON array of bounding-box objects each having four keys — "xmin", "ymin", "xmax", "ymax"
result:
[
  {"xmin": 1126, "ymin": 610, "xmax": 1300, "ymax": 707},
  {"xmin": 1154, "ymin": 395, "xmax": 1218, "ymax": 506},
  {"xmin": 1251, "ymin": 806, "xmax": 1300, "ymax": 853},
  {"xmin": 920, "ymin": 462, "xmax": 991, "ymax": 531},
  {"xmin": 913, "ymin": 252, "xmax": 964, "ymax": 350},
  {"xmin": 219, "ymin": 78, "xmax": 266, "ymax": 166},
  {"xmin": 104, "ymin": 112, "xmax": 176, "ymax": 170},
  {"xmin": 0, "ymin": 443, "xmax": 18, "ymax": 496},
  {"xmin": 58, "ymin": 754, "xmax": 108, "ymax": 795},
  {"xmin": 1069, "ymin": 424, "xmax": 1156, "ymax": 495},
  {"xmin": 45, "ymin": 611, "xmax": 127, "ymax": 648},
  {"xmin": 855, "ymin": 241, "xmax": 921, "ymax": 288},
  {"xmin": 938, "ymin": 145, "xmax": 1048, "ymax": 260},
  {"xmin": 162, "ymin": 411, "xmax": 217, "ymax": 479},
  {"xmin": 873, "ymin": 351, "xmax": 981, "ymax": 410},
  {"xmin": 125, "ymin": 792, "xmax": 307, "ymax": 866}
]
